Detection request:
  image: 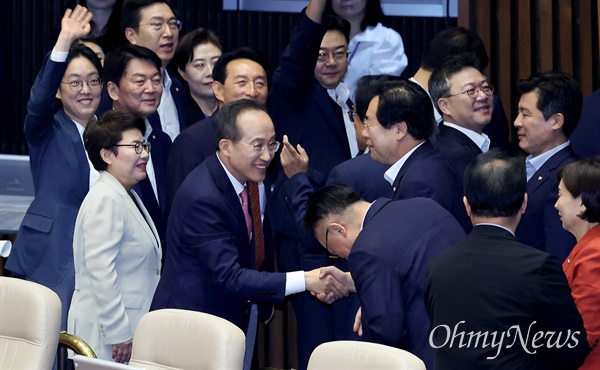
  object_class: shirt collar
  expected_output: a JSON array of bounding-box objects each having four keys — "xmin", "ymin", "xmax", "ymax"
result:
[
  {"xmin": 526, "ymin": 141, "xmax": 570, "ymax": 174},
  {"xmin": 475, "ymin": 223, "xmax": 515, "ymax": 236},
  {"xmin": 384, "ymin": 142, "xmax": 425, "ymax": 186},
  {"xmin": 162, "ymin": 69, "xmax": 172, "ymax": 90},
  {"xmin": 443, "ymin": 121, "xmax": 490, "ymax": 152},
  {"xmin": 217, "ymin": 153, "xmax": 245, "ymax": 197}
]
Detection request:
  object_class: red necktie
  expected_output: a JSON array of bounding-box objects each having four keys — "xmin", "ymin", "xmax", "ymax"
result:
[{"xmin": 248, "ymin": 181, "xmax": 265, "ymax": 270}]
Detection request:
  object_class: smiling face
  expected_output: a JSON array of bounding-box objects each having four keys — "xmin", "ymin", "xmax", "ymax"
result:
[
  {"xmin": 514, "ymin": 91, "xmax": 565, "ymax": 157},
  {"xmin": 220, "ymin": 109, "xmax": 276, "ymax": 184},
  {"xmin": 102, "ymin": 128, "xmax": 149, "ymax": 190},
  {"xmin": 437, "ymin": 67, "xmax": 493, "ymax": 134},
  {"xmin": 555, "ymin": 179, "xmax": 585, "ymax": 236},
  {"xmin": 108, "ymin": 58, "xmax": 163, "ymax": 118},
  {"xmin": 57, "ymin": 56, "xmax": 102, "ymax": 126},
  {"xmin": 362, "ymin": 96, "xmax": 398, "ymax": 164},
  {"xmin": 126, "ymin": 2, "xmax": 178, "ymax": 67},
  {"xmin": 314, "ymin": 30, "xmax": 348, "ymax": 90},
  {"xmin": 179, "ymin": 42, "xmax": 222, "ymax": 101},
  {"xmin": 213, "ymin": 59, "xmax": 268, "ymax": 104}
]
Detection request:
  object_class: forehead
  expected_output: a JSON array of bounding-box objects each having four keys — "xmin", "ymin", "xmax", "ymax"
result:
[
  {"xmin": 123, "ymin": 58, "xmax": 160, "ymax": 78},
  {"xmin": 139, "ymin": 2, "xmax": 175, "ymax": 20},
  {"xmin": 518, "ymin": 91, "xmax": 540, "ymax": 109},
  {"xmin": 192, "ymin": 42, "xmax": 222, "ymax": 59},
  {"xmin": 448, "ymin": 67, "xmax": 486, "ymax": 87},
  {"xmin": 65, "ymin": 56, "xmax": 98, "ymax": 74},
  {"xmin": 236, "ymin": 109, "xmax": 274, "ymax": 136},
  {"xmin": 225, "ymin": 59, "xmax": 266, "ymax": 79},
  {"xmin": 320, "ymin": 30, "xmax": 348, "ymax": 49}
]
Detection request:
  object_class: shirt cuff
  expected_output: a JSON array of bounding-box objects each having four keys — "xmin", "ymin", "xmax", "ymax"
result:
[
  {"xmin": 51, "ymin": 49, "xmax": 69, "ymax": 62},
  {"xmin": 285, "ymin": 270, "xmax": 306, "ymax": 296}
]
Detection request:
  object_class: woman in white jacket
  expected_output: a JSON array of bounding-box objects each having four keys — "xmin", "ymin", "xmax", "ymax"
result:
[
  {"xmin": 326, "ymin": 0, "xmax": 408, "ymax": 98},
  {"xmin": 68, "ymin": 110, "xmax": 161, "ymax": 363}
]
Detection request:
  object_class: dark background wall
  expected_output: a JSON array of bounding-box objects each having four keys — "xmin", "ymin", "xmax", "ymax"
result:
[{"xmin": 1, "ymin": 0, "xmax": 456, "ymax": 155}]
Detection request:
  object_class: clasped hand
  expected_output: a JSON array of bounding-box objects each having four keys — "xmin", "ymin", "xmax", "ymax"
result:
[{"xmin": 305, "ymin": 266, "xmax": 355, "ymax": 304}]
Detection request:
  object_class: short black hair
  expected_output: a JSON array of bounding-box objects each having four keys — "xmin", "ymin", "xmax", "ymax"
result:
[
  {"xmin": 84, "ymin": 110, "xmax": 146, "ymax": 171},
  {"xmin": 121, "ymin": 0, "xmax": 175, "ymax": 33},
  {"xmin": 355, "ymin": 74, "xmax": 403, "ymax": 121},
  {"xmin": 517, "ymin": 71, "xmax": 582, "ymax": 137},
  {"xmin": 212, "ymin": 99, "xmax": 269, "ymax": 150},
  {"xmin": 304, "ymin": 184, "xmax": 363, "ymax": 234},
  {"xmin": 421, "ymin": 26, "xmax": 489, "ymax": 71},
  {"xmin": 104, "ymin": 44, "xmax": 161, "ymax": 85},
  {"xmin": 463, "ymin": 149, "xmax": 526, "ymax": 218},
  {"xmin": 174, "ymin": 28, "xmax": 222, "ymax": 72},
  {"xmin": 212, "ymin": 47, "xmax": 269, "ymax": 84},
  {"xmin": 558, "ymin": 157, "xmax": 600, "ymax": 223},
  {"xmin": 67, "ymin": 43, "xmax": 104, "ymax": 80},
  {"xmin": 376, "ymin": 80, "xmax": 435, "ymax": 140},
  {"xmin": 429, "ymin": 53, "xmax": 482, "ymax": 113},
  {"xmin": 325, "ymin": 16, "xmax": 351, "ymax": 45},
  {"xmin": 325, "ymin": 0, "xmax": 385, "ymax": 31}
]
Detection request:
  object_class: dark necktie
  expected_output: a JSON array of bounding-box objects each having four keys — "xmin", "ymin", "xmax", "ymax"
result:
[{"xmin": 248, "ymin": 181, "xmax": 265, "ymax": 270}]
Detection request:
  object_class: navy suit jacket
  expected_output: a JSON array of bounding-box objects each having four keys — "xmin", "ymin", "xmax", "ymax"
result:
[
  {"xmin": 425, "ymin": 225, "xmax": 588, "ymax": 370},
  {"xmin": 151, "ymin": 154, "xmax": 284, "ymax": 331},
  {"xmin": 132, "ymin": 126, "xmax": 171, "ymax": 247},
  {"xmin": 269, "ymin": 11, "xmax": 351, "ymax": 186},
  {"xmin": 7, "ymin": 57, "xmax": 89, "ymax": 328},
  {"xmin": 166, "ymin": 115, "xmax": 216, "ymax": 209},
  {"xmin": 349, "ymin": 198, "xmax": 465, "ymax": 368},
  {"xmin": 391, "ymin": 140, "xmax": 468, "ymax": 231},
  {"xmin": 515, "ymin": 146, "xmax": 577, "ymax": 261},
  {"xmin": 571, "ymin": 89, "xmax": 600, "ymax": 158}
]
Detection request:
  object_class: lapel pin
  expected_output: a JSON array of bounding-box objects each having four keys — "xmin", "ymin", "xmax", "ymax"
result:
[
  {"xmin": 175, "ymin": 87, "xmax": 179, "ymax": 92},
  {"xmin": 393, "ymin": 186, "xmax": 397, "ymax": 192},
  {"xmin": 538, "ymin": 176, "xmax": 543, "ymax": 181}
]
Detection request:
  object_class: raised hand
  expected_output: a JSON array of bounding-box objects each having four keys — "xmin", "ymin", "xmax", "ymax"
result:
[
  {"xmin": 55, "ymin": 5, "xmax": 93, "ymax": 52},
  {"xmin": 280, "ymin": 134, "xmax": 309, "ymax": 179}
]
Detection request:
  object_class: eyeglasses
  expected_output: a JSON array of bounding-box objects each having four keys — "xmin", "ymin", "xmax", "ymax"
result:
[
  {"xmin": 317, "ymin": 50, "xmax": 350, "ymax": 63},
  {"xmin": 362, "ymin": 121, "xmax": 374, "ymax": 131},
  {"xmin": 234, "ymin": 140, "xmax": 281, "ymax": 154},
  {"xmin": 113, "ymin": 141, "xmax": 152, "ymax": 154},
  {"xmin": 61, "ymin": 78, "xmax": 103, "ymax": 91},
  {"xmin": 324, "ymin": 228, "xmax": 339, "ymax": 258},
  {"xmin": 445, "ymin": 84, "xmax": 494, "ymax": 99},
  {"xmin": 139, "ymin": 19, "xmax": 182, "ymax": 32}
]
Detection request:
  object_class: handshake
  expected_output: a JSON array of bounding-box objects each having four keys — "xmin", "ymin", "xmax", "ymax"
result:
[{"xmin": 304, "ymin": 266, "xmax": 356, "ymax": 304}]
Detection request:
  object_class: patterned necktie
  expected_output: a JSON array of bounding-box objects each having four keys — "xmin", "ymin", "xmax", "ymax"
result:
[
  {"xmin": 240, "ymin": 186, "xmax": 252, "ymax": 240},
  {"xmin": 248, "ymin": 181, "xmax": 265, "ymax": 270}
]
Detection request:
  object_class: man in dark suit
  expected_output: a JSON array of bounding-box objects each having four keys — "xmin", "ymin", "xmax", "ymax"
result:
[
  {"xmin": 151, "ymin": 100, "xmax": 348, "ymax": 369},
  {"xmin": 166, "ymin": 47, "xmax": 269, "ymax": 209},
  {"xmin": 304, "ymin": 185, "xmax": 466, "ymax": 368},
  {"xmin": 514, "ymin": 71, "xmax": 582, "ymax": 261},
  {"xmin": 104, "ymin": 45, "xmax": 171, "ymax": 247},
  {"xmin": 122, "ymin": 0, "xmax": 186, "ymax": 141},
  {"xmin": 362, "ymin": 80, "xmax": 464, "ymax": 225},
  {"xmin": 425, "ymin": 150, "xmax": 589, "ymax": 369},
  {"xmin": 268, "ymin": 1, "xmax": 357, "ymax": 366}
]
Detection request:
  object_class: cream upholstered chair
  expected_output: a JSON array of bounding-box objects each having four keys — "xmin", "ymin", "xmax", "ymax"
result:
[
  {"xmin": 307, "ymin": 341, "xmax": 426, "ymax": 370},
  {"xmin": 129, "ymin": 309, "xmax": 245, "ymax": 370},
  {"xmin": 0, "ymin": 276, "xmax": 62, "ymax": 369}
]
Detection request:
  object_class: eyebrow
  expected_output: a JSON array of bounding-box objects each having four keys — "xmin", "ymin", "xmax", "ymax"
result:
[
  {"xmin": 319, "ymin": 46, "xmax": 346, "ymax": 51},
  {"xmin": 149, "ymin": 16, "xmax": 176, "ymax": 21}
]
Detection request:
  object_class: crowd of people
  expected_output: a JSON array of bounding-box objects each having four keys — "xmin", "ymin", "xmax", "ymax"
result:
[{"xmin": 5, "ymin": 0, "xmax": 600, "ymax": 369}]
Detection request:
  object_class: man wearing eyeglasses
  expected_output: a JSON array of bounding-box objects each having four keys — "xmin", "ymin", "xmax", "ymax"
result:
[
  {"xmin": 428, "ymin": 53, "xmax": 495, "ymax": 232},
  {"xmin": 268, "ymin": 1, "xmax": 358, "ymax": 367},
  {"xmin": 151, "ymin": 99, "xmax": 349, "ymax": 370},
  {"xmin": 122, "ymin": 0, "xmax": 186, "ymax": 141}
]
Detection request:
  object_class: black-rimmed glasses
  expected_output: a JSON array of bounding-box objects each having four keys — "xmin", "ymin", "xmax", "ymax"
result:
[
  {"xmin": 317, "ymin": 50, "xmax": 350, "ymax": 63},
  {"xmin": 113, "ymin": 141, "xmax": 151, "ymax": 154},
  {"xmin": 445, "ymin": 84, "xmax": 494, "ymax": 99},
  {"xmin": 61, "ymin": 79, "xmax": 102, "ymax": 91},
  {"xmin": 139, "ymin": 19, "xmax": 182, "ymax": 32},
  {"xmin": 234, "ymin": 140, "xmax": 281, "ymax": 154}
]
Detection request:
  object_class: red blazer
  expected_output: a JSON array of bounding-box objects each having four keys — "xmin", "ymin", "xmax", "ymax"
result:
[{"xmin": 563, "ymin": 224, "xmax": 600, "ymax": 369}]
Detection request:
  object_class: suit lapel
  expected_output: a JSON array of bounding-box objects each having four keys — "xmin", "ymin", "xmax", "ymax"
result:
[
  {"xmin": 58, "ymin": 109, "xmax": 90, "ymax": 193},
  {"xmin": 439, "ymin": 123, "xmax": 482, "ymax": 156},
  {"xmin": 527, "ymin": 146, "xmax": 575, "ymax": 195},
  {"xmin": 393, "ymin": 141, "xmax": 431, "ymax": 195}
]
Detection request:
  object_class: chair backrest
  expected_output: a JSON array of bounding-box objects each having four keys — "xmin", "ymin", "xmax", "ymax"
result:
[
  {"xmin": 307, "ymin": 341, "xmax": 426, "ymax": 370},
  {"xmin": 0, "ymin": 276, "xmax": 62, "ymax": 369},
  {"xmin": 129, "ymin": 309, "xmax": 245, "ymax": 370}
]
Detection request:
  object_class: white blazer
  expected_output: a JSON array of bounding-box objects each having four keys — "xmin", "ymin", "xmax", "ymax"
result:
[
  {"xmin": 68, "ymin": 171, "xmax": 161, "ymax": 361},
  {"xmin": 344, "ymin": 23, "xmax": 408, "ymax": 99}
]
